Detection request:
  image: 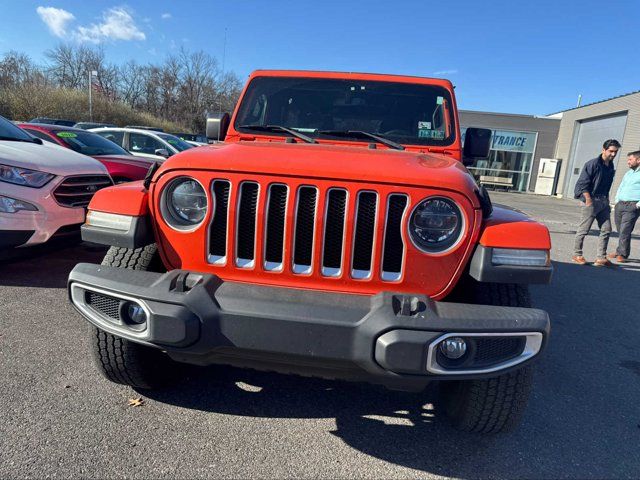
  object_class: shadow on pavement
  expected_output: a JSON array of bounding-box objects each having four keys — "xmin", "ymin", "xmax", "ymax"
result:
[
  {"xmin": 141, "ymin": 259, "xmax": 640, "ymax": 478},
  {"xmin": 0, "ymin": 241, "xmax": 106, "ymax": 288}
]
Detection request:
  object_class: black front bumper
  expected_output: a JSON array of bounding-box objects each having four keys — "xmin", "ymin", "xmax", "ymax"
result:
[{"xmin": 68, "ymin": 263, "xmax": 550, "ymax": 391}]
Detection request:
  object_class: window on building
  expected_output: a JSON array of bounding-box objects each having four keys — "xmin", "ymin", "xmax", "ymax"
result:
[{"xmin": 462, "ymin": 128, "xmax": 537, "ymax": 192}]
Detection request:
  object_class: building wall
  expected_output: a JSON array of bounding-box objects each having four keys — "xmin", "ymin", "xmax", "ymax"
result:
[
  {"xmin": 460, "ymin": 111, "xmax": 560, "ymax": 191},
  {"xmin": 554, "ymin": 91, "xmax": 640, "ymax": 197}
]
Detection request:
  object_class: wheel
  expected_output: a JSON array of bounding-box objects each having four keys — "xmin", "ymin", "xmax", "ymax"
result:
[
  {"xmin": 90, "ymin": 244, "xmax": 179, "ymax": 389},
  {"xmin": 440, "ymin": 281, "xmax": 534, "ymax": 433}
]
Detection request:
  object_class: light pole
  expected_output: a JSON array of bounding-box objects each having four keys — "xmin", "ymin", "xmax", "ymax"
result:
[{"xmin": 88, "ymin": 70, "xmax": 98, "ymax": 121}]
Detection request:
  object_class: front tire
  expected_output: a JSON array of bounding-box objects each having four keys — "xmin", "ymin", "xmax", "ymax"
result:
[
  {"xmin": 440, "ymin": 281, "xmax": 534, "ymax": 433},
  {"xmin": 90, "ymin": 244, "xmax": 179, "ymax": 390}
]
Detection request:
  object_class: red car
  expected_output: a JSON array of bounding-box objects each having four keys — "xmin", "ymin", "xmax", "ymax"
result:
[{"xmin": 19, "ymin": 123, "xmax": 154, "ymax": 183}]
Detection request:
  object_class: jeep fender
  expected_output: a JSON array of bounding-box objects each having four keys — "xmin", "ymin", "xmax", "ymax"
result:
[
  {"xmin": 468, "ymin": 204, "xmax": 552, "ymax": 284},
  {"xmin": 80, "ymin": 181, "xmax": 155, "ymax": 248}
]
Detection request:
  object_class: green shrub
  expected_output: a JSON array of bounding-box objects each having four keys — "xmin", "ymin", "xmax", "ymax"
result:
[{"xmin": 1, "ymin": 84, "xmax": 187, "ymax": 132}]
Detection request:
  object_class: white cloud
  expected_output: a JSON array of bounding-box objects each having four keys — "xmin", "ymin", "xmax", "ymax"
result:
[
  {"xmin": 433, "ymin": 69, "xmax": 458, "ymax": 76},
  {"xmin": 75, "ymin": 7, "xmax": 146, "ymax": 43},
  {"xmin": 37, "ymin": 5, "xmax": 145, "ymax": 43},
  {"xmin": 161, "ymin": 13, "xmax": 172, "ymax": 19},
  {"xmin": 37, "ymin": 6, "xmax": 75, "ymax": 38}
]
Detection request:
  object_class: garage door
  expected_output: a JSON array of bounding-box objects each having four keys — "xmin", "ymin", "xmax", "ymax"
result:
[{"xmin": 565, "ymin": 113, "xmax": 627, "ymax": 197}]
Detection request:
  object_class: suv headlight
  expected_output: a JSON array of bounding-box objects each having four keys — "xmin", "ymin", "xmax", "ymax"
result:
[
  {"xmin": 408, "ymin": 197, "xmax": 464, "ymax": 253},
  {"xmin": 0, "ymin": 164, "xmax": 55, "ymax": 188},
  {"xmin": 161, "ymin": 177, "xmax": 208, "ymax": 229}
]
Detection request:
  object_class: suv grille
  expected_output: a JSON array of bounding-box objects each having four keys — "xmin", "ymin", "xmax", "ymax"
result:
[
  {"xmin": 53, "ymin": 175, "xmax": 112, "ymax": 208},
  {"xmin": 207, "ymin": 180, "xmax": 409, "ymax": 281}
]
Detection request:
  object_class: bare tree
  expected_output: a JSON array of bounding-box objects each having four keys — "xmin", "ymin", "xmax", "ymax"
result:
[
  {"xmin": 2, "ymin": 44, "xmax": 242, "ymax": 131},
  {"xmin": 0, "ymin": 51, "xmax": 47, "ymax": 88},
  {"xmin": 118, "ymin": 60, "xmax": 145, "ymax": 108}
]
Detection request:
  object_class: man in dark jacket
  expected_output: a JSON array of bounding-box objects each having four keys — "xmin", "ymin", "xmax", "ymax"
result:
[{"xmin": 572, "ymin": 139, "xmax": 620, "ymax": 266}]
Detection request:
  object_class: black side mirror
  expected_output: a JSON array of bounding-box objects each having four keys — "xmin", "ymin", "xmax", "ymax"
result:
[
  {"xmin": 154, "ymin": 148, "xmax": 170, "ymax": 158},
  {"xmin": 206, "ymin": 112, "xmax": 230, "ymax": 142},
  {"xmin": 31, "ymin": 137, "xmax": 43, "ymax": 145},
  {"xmin": 463, "ymin": 127, "xmax": 492, "ymax": 167}
]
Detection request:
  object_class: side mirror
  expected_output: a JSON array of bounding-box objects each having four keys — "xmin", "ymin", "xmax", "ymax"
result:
[
  {"xmin": 31, "ymin": 137, "xmax": 43, "ymax": 145},
  {"xmin": 154, "ymin": 148, "xmax": 170, "ymax": 158},
  {"xmin": 463, "ymin": 127, "xmax": 492, "ymax": 167},
  {"xmin": 206, "ymin": 112, "xmax": 230, "ymax": 141}
]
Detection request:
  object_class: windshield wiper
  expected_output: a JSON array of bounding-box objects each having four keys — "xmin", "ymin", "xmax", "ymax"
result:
[
  {"xmin": 317, "ymin": 130, "xmax": 405, "ymax": 150},
  {"xmin": 0, "ymin": 136, "xmax": 39, "ymax": 144},
  {"xmin": 237, "ymin": 125, "xmax": 317, "ymax": 144}
]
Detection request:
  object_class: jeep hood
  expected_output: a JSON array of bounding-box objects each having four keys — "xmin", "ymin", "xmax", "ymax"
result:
[
  {"xmin": 0, "ymin": 140, "xmax": 108, "ymax": 176},
  {"xmin": 156, "ymin": 142, "xmax": 479, "ymax": 196}
]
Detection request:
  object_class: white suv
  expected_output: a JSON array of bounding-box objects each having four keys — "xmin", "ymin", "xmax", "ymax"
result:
[
  {"xmin": 0, "ymin": 116, "xmax": 111, "ymax": 249},
  {"xmin": 90, "ymin": 127, "xmax": 194, "ymax": 161}
]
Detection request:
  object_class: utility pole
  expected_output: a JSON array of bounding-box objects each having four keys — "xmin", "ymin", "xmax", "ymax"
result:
[{"xmin": 89, "ymin": 70, "xmax": 98, "ymax": 121}]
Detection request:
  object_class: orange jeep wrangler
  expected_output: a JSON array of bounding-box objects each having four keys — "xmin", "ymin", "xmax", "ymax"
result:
[{"xmin": 69, "ymin": 70, "xmax": 552, "ymax": 433}]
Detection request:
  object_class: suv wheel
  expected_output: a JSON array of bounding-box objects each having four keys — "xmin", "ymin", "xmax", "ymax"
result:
[
  {"xmin": 89, "ymin": 244, "xmax": 179, "ymax": 389},
  {"xmin": 440, "ymin": 281, "xmax": 534, "ymax": 433}
]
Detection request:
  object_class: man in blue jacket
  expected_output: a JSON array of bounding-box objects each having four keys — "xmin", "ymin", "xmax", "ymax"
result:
[{"xmin": 572, "ymin": 139, "xmax": 621, "ymax": 266}]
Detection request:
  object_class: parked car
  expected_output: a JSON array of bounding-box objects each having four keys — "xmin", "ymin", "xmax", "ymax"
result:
[
  {"xmin": 19, "ymin": 124, "xmax": 154, "ymax": 183},
  {"xmin": 0, "ymin": 115, "xmax": 111, "ymax": 249},
  {"xmin": 185, "ymin": 140, "xmax": 208, "ymax": 147},
  {"xmin": 90, "ymin": 127, "xmax": 194, "ymax": 161},
  {"xmin": 74, "ymin": 122, "xmax": 117, "ymax": 130},
  {"xmin": 124, "ymin": 125, "xmax": 164, "ymax": 132},
  {"xmin": 28, "ymin": 117, "xmax": 76, "ymax": 127},
  {"xmin": 171, "ymin": 132, "xmax": 208, "ymax": 144},
  {"xmin": 69, "ymin": 70, "xmax": 552, "ymax": 434}
]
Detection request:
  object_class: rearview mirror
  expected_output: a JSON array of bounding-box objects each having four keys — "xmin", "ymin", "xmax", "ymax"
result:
[
  {"xmin": 463, "ymin": 127, "xmax": 492, "ymax": 167},
  {"xmin": 154, "ymin": 148, "xmax": 170, "ymax": 158},
  {"xmin": 206, "ymin": 112, "xmax": 230, "ymax": 141}
]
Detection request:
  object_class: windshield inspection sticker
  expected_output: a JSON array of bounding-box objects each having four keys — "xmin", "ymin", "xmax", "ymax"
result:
[
  {"xmin": 56, "ymin": 132, "xmax": 77, "ymax": 138},
  {"xmin": 419, "ymin": 129, "xmax": 446, "ymax": 139},
  {"xmin": 436, "ymin": 96, "xmax": 444, "ymax": 105}
]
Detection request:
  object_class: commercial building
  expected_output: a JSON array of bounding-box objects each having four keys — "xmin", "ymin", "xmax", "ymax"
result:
[
  {"xmin": 459, "ymin": 111, "xmax": 561, "ymax": 193},
  {"xmin": 552, "ymin": 91, "xmax": 640, "ymax": 198}
]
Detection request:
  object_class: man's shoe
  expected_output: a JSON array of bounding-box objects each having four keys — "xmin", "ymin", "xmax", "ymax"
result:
[
  {"xmin": 607, "ymin": 253, "xmax": 627, "ymax": 263},
  {"xmin": 593, "ymin": 258, "xmax": 613, "ymax": 267},
  {"xmin": 572, "ymin": 255, "xmax": 588, "ymax": 265}
]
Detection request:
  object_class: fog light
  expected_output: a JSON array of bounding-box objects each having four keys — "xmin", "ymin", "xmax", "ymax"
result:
[
  {"xmin": 439, "ymin": 337, "xmax": 467, "ymax": 359},
  {"xmin": 125, "ymin": 302, "xmax": 147, "ymax": 325}
]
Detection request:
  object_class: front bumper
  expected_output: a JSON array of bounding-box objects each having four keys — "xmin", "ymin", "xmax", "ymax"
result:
[
  {"xmin": 68, "ymin": 263, "xmax": 550, "ymax": 391},
  {"xmin": 0, "ymin": 179, "xmax": 87, "ymax": 247}
]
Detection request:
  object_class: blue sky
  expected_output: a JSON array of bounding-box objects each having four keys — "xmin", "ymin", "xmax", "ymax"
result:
[{"xmin": 2, "ymin": 0, "xmax": 639, "ymax": 115}]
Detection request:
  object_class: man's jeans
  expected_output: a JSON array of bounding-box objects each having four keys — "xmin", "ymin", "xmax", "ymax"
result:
[
  {"xmin": 573, "ymin": 197, "xmax": 612, "ymax": 258},
  {"xmin": 614, "ymin": 201, "xmax": 640, "ymax": 258}
]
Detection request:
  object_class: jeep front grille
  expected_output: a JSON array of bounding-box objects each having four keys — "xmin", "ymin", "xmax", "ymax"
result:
[
  {"xmin": 207, "ymin": 180, "xmax": 409, "ymax": 281},
  {"xmin": 53, "ymin": 175, "xmax": 113, "ymax": 208}
]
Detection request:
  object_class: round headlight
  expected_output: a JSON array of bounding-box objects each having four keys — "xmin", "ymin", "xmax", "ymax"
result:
[
  {"xmin": 163, "ymin": 178, "xmax": 208, "ymax": 229},
  {"xmin": 408, "ymin": 197, "xmax": 463, "ymax": 253}
]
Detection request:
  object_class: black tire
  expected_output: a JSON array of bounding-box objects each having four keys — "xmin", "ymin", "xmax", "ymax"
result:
[
  {"xmin": 90, "ymin": 244, "xmax": 179, "ymax": 389},
  {"xmin": 440, "ymin": 281, "xmax": 534, "ymax": 434},
  {"xmin": 90, "ymin": 325, "xmax": 179, "ymax": 390},
  {"xmin": 100, "ymin": 244, "xmax": 164, "ymax": 271}
]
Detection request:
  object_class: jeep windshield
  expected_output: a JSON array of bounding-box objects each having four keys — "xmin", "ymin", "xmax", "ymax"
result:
[{"xmin": 234, "ymin": 76, "xmax": 456, "ymax": 147}]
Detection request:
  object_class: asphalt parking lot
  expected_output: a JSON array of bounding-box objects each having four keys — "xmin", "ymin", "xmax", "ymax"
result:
[{"xmin": 1, "ymin": 192, "xmax": 639, "ymax": 479}]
